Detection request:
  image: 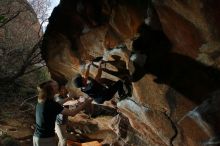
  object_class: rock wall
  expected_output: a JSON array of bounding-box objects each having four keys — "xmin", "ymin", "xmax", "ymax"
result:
[
  {"xmin": 0, "ymin": 0, "xmax": 41, "ymax": 98},
  {"xmin": 42, "ymin": 0, "xmax": 220, "ymax": 145},
  {"xmin": 0, "ymin": 0, "xmax": 40, "ymax": 59}
]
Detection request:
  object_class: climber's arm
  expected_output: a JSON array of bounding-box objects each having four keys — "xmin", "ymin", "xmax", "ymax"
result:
[
  {"xmin": 95, "ymin": 61, "xmax": 103, "ymax": 82},
  {"xmin": 83, "ymin": 63, "xmax": 92, "ymax": 85}
]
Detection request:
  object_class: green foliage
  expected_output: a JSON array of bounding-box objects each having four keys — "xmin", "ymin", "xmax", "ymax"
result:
[
  {"xmin": 17, "ymin": 67, "xmax": 50, "ymax": 97},
  {"xmin": 35, "ymin": 67, "xmax": 51, "ymax": 82},
  {"xmin": 0, "ymin": 67, "xmax": 50, "ymax": 102},
  {"xmin": 0, "ymin": 15, "xmax": 6, "ymax": 23}
]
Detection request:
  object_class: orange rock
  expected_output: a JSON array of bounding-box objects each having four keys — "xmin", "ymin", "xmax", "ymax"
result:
[{"xmin": 67, "ymin": 140, "xmax": 101, "ymax": 146}]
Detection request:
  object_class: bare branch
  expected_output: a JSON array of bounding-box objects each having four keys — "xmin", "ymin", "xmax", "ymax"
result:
[
  {"xmin": 0, "ymin": 11, "xmax": 21, "ymax": 27},
  {"xmin": 29, "ymin": 53, "xmax": 42, "ymax": 65},
  {"xmin": 24, "ymin": 65, "xmax": 45, "ymax": 75},
  {"xmin": 32, "ymin": 51, "xmax": 41, "ymax": 59},
  {"xmin": 20, "ymin": 95, "xmax": 37, "ymax": 107},
  {"xmin": 1, "ymin": 38, "xmax": 43, "ymax": 82},
  {"xmin": 30, "ymin": 59, "xmax": 44, "ymax": 66},
  {"xmin": 38, "ymin": 18, "xmax": 48, "ymax": 36},
  {"xmin": 27, "ymin": 0, "xmax": 51, "ymax": 23},
  {"xmin": 1, "ymin": 0, "xmax": 52, "ymax": 83}
]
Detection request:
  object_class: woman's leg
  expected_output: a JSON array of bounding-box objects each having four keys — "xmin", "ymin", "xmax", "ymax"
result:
[
  {"xmin": 55, "ymin": 122, "xmax": 67, "ymax": 146},
  {"xmin": 33, "ymin": 136, "xmax": 39, "ymax": 146}
]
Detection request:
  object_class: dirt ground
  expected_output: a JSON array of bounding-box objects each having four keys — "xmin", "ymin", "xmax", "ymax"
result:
[{"xmin": 0, "ymin": 100, "xmax": 35, "ymax": 146}]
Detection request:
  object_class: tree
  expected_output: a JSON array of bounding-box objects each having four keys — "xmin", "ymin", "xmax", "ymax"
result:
[
  {"xmin": 27, "ymin": 0, "xmax": 51, "ymax": 24},
  {"xmin": 0, "ymin": 39, "xmax": 45, "ymax": 82},
  {"xmin": 0, "ymin": 1, "xmax": 25, "ymax": 28},
  {"xmin": 0, "ymin": 0, "xmax": 53, "ymax": 83},
  {"xmin": 0, "ymin": 0, "xmax": 50, "ymax": 100}
]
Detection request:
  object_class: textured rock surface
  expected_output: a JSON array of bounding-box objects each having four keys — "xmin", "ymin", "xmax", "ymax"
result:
[
  {"xmin": 0, "ymin": 1, "xmax": 39, "ymax": 144},
  {"xmin": 0, "ymin": 0, "xmax": 40, "ymax": 60},
  {"xmin": 0, "ymin": 0, "xmax": 41, "ymax": 83},
  {"xmin": 42, "ymin": 0, "xmax": 220, "ymax": 145}
]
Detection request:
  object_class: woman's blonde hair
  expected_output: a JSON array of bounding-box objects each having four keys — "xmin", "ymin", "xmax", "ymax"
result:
[{"xmin": 37, "ymin": 80, "xmax": 55, "ymax": 101}]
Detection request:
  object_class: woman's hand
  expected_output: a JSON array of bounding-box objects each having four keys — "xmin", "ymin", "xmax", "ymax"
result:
[
  {"xmin": 78, "ymin": 96, "xmax": 85, "ymax": 102},
  {"xmin": 78, "ymin": 96, "xmax": 92, "ymax": 105},
  {"xmin": 62, "ymin": 97, "xmax": 93, "ymax": 117}
]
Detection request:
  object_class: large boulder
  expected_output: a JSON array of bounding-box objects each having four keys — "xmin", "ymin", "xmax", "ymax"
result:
[
  {"xmin": 0, "ymin": 0, "xmax": 42, "ymax": 99},
  {"xmin": 0, "ymin": 0, "xmax": 41, "ymax": 74},
  {"xmin": 42, "ymin": 0, "xmax": 220, "ymax": 145}
]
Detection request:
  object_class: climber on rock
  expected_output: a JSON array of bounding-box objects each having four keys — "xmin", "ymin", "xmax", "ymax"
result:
[{"xmin": 73, "ymin": 57, "xmax": 130, "ymax": 104}]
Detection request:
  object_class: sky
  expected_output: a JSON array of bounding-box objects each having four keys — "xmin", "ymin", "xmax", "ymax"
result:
[
  {"xmin": 48, "ymin": 0, "xmax": 60, "ymax": 15},
  {"xmin": 42, "ymin": 0, "xmax": 60, "ymax": 31}
]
